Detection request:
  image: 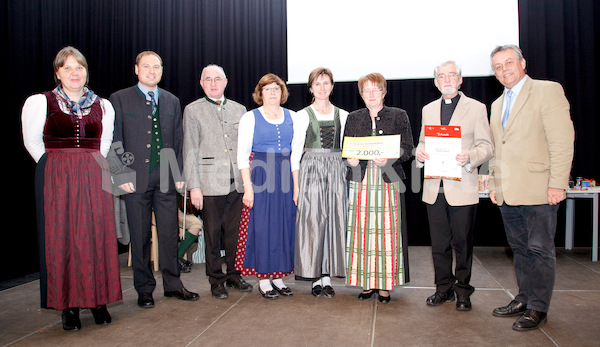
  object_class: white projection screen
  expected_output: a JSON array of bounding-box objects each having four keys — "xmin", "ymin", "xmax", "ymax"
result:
[{"xmin": 286, "ymin": 0, "xmax": 519, "ymax": 84}]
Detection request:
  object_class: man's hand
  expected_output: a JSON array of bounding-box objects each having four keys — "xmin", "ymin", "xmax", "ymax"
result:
[
  {"xmin": 490, "ymin": 190, "xmax": 497, "ymax": 204},
  {"xmin": 416, "ymin": 148, "xmax": 429, "ymax": 163},
  {"xmin": 119, "ymin": 182, "xmax": 135, "ymax": 194},
  {"xmin": 456, "ymin": 151, "xmax": 470, "ymax": 167},
  {"xmin": 548, "ymin": 187, "xmax": 566, "ymax": 205},
  {"xmin": 190, "ymin": 188, "xmax": 204, "ymax": 210}
]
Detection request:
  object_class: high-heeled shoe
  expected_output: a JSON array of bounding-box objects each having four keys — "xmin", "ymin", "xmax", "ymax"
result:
[
  {"xmin": 358, "ymin": 290, "xmax": 375, "ymax": 300},
  {"xmin": 378, "ymin": 291, "xmax": 391, "ymax": 304},
  {"xmin": 90, "ymin": 305, "xmax": 112, "ymax": 324},
  {"xmin": 62, "ymin": 308, "xmax": 81, "ymax": 331}
]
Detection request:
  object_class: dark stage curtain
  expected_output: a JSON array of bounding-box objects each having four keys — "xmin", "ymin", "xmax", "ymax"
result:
[
  {"xmin": 3, "ymin": 0, "xmax": 599, "ymax": 282},
  {"xmin": 4, "ymin": 0, "xmax": 288, "ymax": 283}
]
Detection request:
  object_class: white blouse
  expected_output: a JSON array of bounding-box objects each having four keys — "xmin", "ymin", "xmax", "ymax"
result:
[
  {"xmin": 21, "ymin": 94, "xmax": 115, "ymax": 162},
  {"xmin": 294, "ymin": 104, "xmax": 349, "ymax": 149},
  {"xmin": 237, "ymin": 106, "xmax": 304, "ymax": 172}
]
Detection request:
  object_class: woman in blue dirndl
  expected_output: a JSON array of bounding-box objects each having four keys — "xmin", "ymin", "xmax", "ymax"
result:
[{"xmin": 236, "ymin": 73, "xmax": 303, "ymax": 299}]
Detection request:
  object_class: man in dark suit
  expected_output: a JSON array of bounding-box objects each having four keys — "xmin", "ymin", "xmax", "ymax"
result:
[
  {"xmin": 183, "ymin": 64, "xmax": 252, "ymax": 299},
  {"xmin": 416, "ymin": 61, "xmax": 493, "ymax": 311},
  {"xmin": 109, "ymin": 51, "xmax": 198, "ymax": 308},
  {"xmin": 488, "ymin": 45, "xmax": 574, "ymax": 331}
]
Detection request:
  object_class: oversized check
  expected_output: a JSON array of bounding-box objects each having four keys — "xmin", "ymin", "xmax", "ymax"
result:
[
  {"xmin": 342, "ymin": 135, "xmax": 401, "ymax": 159},
  {"xmin": 423, "ymin": 125, "xmax": 462, "ymax": 180}
]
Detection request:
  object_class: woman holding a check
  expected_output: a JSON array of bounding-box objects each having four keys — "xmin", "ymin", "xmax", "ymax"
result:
[{"xmin": 343, "ymin": 73, "xmax": 414, "ymax": 303}]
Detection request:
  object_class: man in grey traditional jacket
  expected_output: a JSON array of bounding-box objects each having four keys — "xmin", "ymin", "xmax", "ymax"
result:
[{"xmin": 183, "ymin": 64, "xmax": 252, "ymax": 299}]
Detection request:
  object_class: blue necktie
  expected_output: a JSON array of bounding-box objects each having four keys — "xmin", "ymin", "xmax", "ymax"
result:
[{"xmin": 501, "ymin": 90, "xmax": 513, "ymax": 130}]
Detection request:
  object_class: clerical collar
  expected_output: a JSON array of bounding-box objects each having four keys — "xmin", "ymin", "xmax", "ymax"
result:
[
  {"xmin": 205, "ymin": 96, "xmax": 227, "ymax": 105},
  {"xmin": 442, "ymin": 93, "xmax": 461, "ymax": 105}
]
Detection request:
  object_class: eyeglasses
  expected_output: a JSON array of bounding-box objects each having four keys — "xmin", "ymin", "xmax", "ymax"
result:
[
  {"xmin": 436, "ymin": 72, "xmax": 459, "ymax": 80},
  {"xmin": 263, "ymin": 87, "xmax": 282, "ymax": 93},
  {"xmin": 203, "ymin": 77, "xmax": 224, "ymax": 83},
  {"xmin": 362, "ymin": 88, "xmax": 383, "ymax": 95}
]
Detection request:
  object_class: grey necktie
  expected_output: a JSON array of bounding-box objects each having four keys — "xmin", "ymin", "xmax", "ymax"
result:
[
  {"xmin": 148, "ymin": 91, "xmax": 157, "ymax": 114},
  {"xmin": 501, "ymin": 90, "xmax": 513, "ymax": 130}
]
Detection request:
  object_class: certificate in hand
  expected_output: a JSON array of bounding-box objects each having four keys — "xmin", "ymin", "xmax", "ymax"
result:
[
  {"xmin": 342, "ymin": 135, "xmax": 401, "ymax": 160},
  {"xmin": 423, "ymin": 125, "xmax": 462, "ymax": 180}
]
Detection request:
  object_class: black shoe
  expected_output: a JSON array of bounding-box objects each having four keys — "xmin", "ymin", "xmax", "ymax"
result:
[
  {"xmin": 226, "ymin": 277, "xmax": 253, "ymax": 292},
  {"xmin": 272, "ymin": 282, "xmax": 293, "ymax": 296},
  {"xmin": 323, "ymin": 285, "xmax": 335, "ymax": 298},
  {"xmin": 358, "ymin": 290, "xmax": 375, "ymax": 300},
  {"xmin": 137, "ymin": 292, "xmax": 154, "ymax": 308},
  {"xmin": 513, "ymin": 309, "xmax": 547, "ymax": 331},
  {"xmin": 311, "ymin": 285, "xmax": 323, "ymax": 297},
  {"xmin": 492, "ymin": 300, "xmax": 527, "ymax": 317},
  {"xmin": 258, "ymin": 287, "xmax": 279, "ymax": 300},
  {"xmin": 181, "ymin": 257, "xmax": 193, "ymax": 267},
  {"xmin": 90, "ymin": 305, "xmax": 112, "ymax": 324},
  {"xmin": 164, "ymin": 287, "xmax": 200, "ymax": 301},
  {"xmin": 456, "ymin": 295, "xmax": 472, "ymax": 311},
  {"xmin": 211, "ymin": 283, "xmax": 228, "ymax": 299},
  {"xmin": 378, "ymin": 291, "xmax": 391, "ymax": 304},
  {"xmin": 62, "ymin": 308, "xmax": 81, "ymax": 331},
  {"xmin": 178, "ymin": 258, "xmax": 192, "ymax": 273},
  {"xmin": 426, "ymin": 290, "xmax": 455, "ymax": 306}
]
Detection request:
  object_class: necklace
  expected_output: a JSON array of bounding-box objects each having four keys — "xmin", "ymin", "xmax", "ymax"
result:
[
  {"xmin": 314, "ymin": 102, "xmax": 332, "ymax": 114},
  {"xmin": 263, "ymin": 107, "xmax": 282, "ymax": 119}
]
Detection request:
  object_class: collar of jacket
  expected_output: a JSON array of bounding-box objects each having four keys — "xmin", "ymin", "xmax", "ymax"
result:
[{"xmin": 204, "ymin": 96, "xmax": 227, "ymax": 106}]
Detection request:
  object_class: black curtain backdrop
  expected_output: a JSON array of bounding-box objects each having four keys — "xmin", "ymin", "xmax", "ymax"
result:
[{"xmin": 2, "ymin": 0, "xmax": 599, "ymax": 282}]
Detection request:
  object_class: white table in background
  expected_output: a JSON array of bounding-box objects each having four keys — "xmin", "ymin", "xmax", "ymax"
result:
[
  {"xmin": 565, "ymin": 188, "xmax": 599, "ymax": 261},
  {"xmin": 479, "ymin": 189, "xmax": 599, "ymax": 262}
]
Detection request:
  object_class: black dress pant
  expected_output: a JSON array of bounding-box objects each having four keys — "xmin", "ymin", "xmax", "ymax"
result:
[
  {"xmin": 202, "ymin": 191, "xmax": 243, "ymax": 285},
  {"xmin": 426, "ymin": 193, "xmax": 476, "ymax": 297},
  {"xmin": 125, "ymin": 166, "xmax": 183, "ymax": 293}
]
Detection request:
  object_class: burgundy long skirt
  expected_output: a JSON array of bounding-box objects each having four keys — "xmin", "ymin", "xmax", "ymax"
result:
[{"xmin": 37, "ymin": 149, "xmax": 122, "ymax": 310}]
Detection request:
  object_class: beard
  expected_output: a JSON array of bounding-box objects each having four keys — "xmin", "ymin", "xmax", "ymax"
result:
[{"xmin": 441, "ymin": 86, "xmax": 458, "ymax": 95}]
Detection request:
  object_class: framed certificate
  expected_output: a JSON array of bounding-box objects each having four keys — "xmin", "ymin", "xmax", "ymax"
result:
[
  {"xmin": 342, "ymin": 135, "xmax": 401, "ymax": 160},
  {"xmin": 423, "ymin": 125, "xmax": 462, "ymax": 180}
]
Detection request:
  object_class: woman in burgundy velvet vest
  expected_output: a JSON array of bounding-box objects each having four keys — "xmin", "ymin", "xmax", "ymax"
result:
[{"xmin": 22, "ymin": 46, "xmax": 122, "ymax": 331}]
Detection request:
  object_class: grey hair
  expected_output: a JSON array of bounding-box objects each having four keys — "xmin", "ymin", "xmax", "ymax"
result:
[
  {"xmin": 201, "ymin": 64, "xmax": 227, "ymax": 80},
  {"xmin": 490, "ymin": 44, "xmax": 524, "ymax": 66},
  {"xmin": 433, "ymin": 61, "xmax": 462, "ymax": 79}
]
